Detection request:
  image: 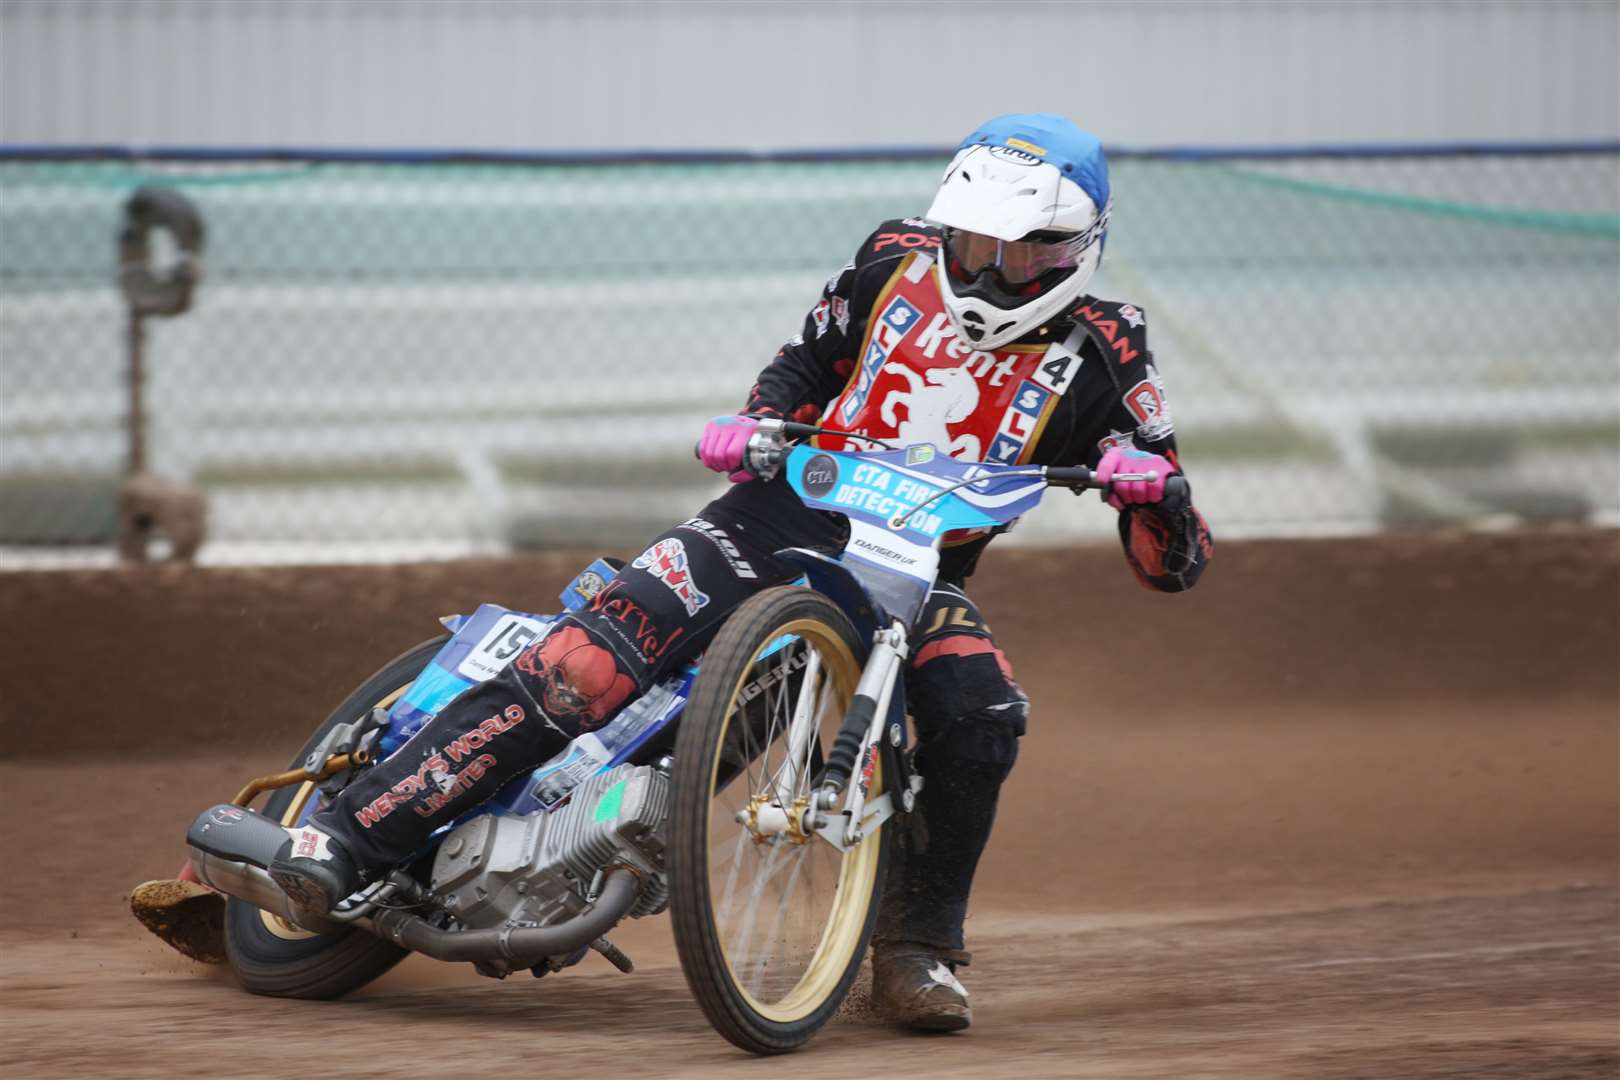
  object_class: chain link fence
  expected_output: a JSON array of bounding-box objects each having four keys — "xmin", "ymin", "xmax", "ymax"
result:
[{"xmin": 2, "ymin": 147, "xmax": 1617, "ymax": 566}]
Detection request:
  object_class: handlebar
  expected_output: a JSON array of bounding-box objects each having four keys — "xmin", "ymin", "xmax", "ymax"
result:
[
  {"xmin": 1043, "ymin": 464, "xmax": 1190, "ymax": 503},
  {"xmin": 697, "ymin": 417, "xmax": 1189, "ymax": 504},
  {"xmin": 778, "ymin": 421, "xmax": 823, "ymax": 441}
]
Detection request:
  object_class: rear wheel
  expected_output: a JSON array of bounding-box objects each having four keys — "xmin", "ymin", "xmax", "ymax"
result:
[
  {"xmin": 224, "ymin": 635, "xmax": 446, "ymax": 999},
  {"xmin": 669, "ymin": 586, "xmax": 888, "ymax": 1054}
]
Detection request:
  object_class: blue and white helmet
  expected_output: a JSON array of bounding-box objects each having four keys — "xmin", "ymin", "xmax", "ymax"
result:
[{"xmin": 925, "ymin": 113, "xmax": 1112, "ymax": 350}]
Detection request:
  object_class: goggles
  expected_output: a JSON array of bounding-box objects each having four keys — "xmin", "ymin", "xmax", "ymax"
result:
[{"xmin": 943, "ymin": 204, "xmax": 1110, "ymax": 285}]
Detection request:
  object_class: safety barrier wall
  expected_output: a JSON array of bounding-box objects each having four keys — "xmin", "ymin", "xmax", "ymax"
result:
[{"xmin": 1, "ymin": 144, "xmax": 1616, "ymax": 565}]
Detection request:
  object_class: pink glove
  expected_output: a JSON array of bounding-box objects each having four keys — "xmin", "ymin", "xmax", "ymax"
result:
[
  {"xmin": 1095, "ymin": 447, "xmax": 1173, "ymax": 510},
  {"xmin": 698, "ymin": 415, "xmax": 760, "ymax": 483}
]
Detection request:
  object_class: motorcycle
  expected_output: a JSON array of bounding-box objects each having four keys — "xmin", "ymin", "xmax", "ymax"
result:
[{"xmin": 132, "ymin": 419, "xmax": 1177, "ymax": 1053}]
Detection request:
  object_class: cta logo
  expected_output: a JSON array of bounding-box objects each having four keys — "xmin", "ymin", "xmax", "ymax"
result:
[{"xmin": 801, "ymin": 453, "xmax": 839, "ymax": 498}]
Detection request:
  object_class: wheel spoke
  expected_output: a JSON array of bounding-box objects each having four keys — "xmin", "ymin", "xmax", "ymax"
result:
[
  {"xmin": 726, "ymin": 838, "xmax": 790, "ymax": 972},
  {"xmin": 768, "ymin": 652, "xmax": 824, "ymax": 804},
  {"xmin": 747, "ymin": 847, "xmax": 810, "ymax": 997},
  {"xmin": 714, "ymin": 825, "xmax": 751, "ymax": 926}
]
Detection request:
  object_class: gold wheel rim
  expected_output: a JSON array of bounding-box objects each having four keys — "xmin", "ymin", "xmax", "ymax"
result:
[
  {"xmin": 258, "ymin": 684, "xmax": 409, "ymax": 941},
  {"xmin": 704, "ymin": 616, "xmax": 880, "ymax": 1024}
]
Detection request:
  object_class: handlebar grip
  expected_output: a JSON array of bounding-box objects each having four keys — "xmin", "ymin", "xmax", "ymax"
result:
[
  {"xmin": 1047, "ymin": 466, "xmax": 1191, "ymax": 506},
  {"xmin": 1044, "ymin": 465, "xmax": 1095, "ymax": 486}
]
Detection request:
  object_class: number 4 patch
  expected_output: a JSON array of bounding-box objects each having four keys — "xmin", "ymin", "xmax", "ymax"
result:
[{"xmin": 1031, "ymin": 344, "xmax": 1081, "ymax": 395}]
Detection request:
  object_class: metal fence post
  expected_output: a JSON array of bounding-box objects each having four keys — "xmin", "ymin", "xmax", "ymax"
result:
[{"xmin": 116, "ymin": 185, "xmax": 208, "ymax": 564}]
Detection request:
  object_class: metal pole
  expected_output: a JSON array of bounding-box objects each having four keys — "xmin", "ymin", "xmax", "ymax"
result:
[
  {"xmin": 118, "ymin": 308, "xmax": 150, "ymax": 562},
  {"xmin": 117, "ymin": 185, "xmax": 206, "ymax": 564},
  {"xmin": 127, "ymin": 309, "xmax": 146, "ymax": 477}
]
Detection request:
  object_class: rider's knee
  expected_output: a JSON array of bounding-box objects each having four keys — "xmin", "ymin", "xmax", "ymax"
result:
[
  {"xmin": 509, "ymin": 621, "xmax": 637, "ymax": 735},
  {"xmin": 908, "ymin": 635, "xmax": 1027, "ymax": 774},
  {"xmin": 928, "ymin": 705, "xmax": 1025, "ymax": 777}
]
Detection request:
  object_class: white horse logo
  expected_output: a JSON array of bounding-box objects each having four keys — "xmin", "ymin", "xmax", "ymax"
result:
[{"xmin": 879, "ymin": 362, "xmax": 983, "ymax": 459}]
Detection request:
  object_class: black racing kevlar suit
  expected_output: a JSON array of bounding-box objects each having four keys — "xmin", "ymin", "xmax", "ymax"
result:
[{"xmin": 309, "ymin": 219, "xmax": 1214, "ymax": 957}]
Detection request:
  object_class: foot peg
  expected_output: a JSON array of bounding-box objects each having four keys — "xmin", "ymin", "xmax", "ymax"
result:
[{"xmin": 591, "ymin": 936, "xmax": 634, "ymax": 973}]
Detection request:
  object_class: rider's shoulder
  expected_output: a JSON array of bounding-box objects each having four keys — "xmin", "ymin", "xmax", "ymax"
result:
[
  {"xmin": 821, "ymin": 220, "xmax": 940, "ymax": 303},
  {"xmin": 1068, "ymin": 296, "xmax": 1150, "ymax": 335},
  {"xmin": 1066, "ymin": 295, "xmax": 1152, "ymax": 372},
  {"xmin": 853, "ymin": 218, "xmax": 945, "ymax": 269}
]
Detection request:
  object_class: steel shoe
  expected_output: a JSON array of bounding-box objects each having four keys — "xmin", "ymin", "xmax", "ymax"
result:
[
  {"xmin": 268, "ymin": 825, "xmax": 362, "ymax": 916},
  {"xmin": 870, "ymin": 941, "xmax": 972, "ymax": 1032}
]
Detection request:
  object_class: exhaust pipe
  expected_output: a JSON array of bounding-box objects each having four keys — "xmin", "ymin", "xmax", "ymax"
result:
[
  {"xmin": 184, "ymin": 804, "xmax": 641, "ymax": 967},
  {"xmin": 364, "ymin": 867, "xmax": 641, "ymax": 967},
  {"xmin": 189, "ymin": 847, "xmax": 345, "ymax": 934}
]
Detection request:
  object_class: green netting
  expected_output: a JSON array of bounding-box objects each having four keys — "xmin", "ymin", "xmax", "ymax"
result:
[
  {"xmin": 1219, "ymin": 164, "xmax": 1620, "ymax": 237},
  {"xmin": 1, "ymin": 152, "xmax": 1616, "ymax": 560},
  {"xmin": 5, "ymin": 156, "xmax": 1617, "ymax": 284}
]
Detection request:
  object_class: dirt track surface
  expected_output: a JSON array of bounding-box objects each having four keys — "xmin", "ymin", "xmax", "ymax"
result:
[{"xmin": 2, "ymin": 529, "xmax": 1617, "ymax": 1078}]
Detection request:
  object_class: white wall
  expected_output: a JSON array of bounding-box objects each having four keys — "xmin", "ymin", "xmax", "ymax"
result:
[{"xmin": 3, "ymin": 0, "xmax": 1617, "ymax": 151}]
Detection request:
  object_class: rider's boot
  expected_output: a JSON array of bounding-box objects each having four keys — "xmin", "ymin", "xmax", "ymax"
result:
[
  {"xmin": 269, "ymin": 823, "xmax": 363, "ymax": 915},
  {"xmin": 871, "ymin": 752, "xmax": 1011, "ymax": 1031},
  {"xmin": 870, "ymin": 940, "xmax": 973, "ymax": 1031},
  {"xmin": 270, "ymin": 621, "xmax": 638, "ymax": 914}
]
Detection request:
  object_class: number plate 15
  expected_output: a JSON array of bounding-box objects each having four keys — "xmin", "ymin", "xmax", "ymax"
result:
[{"xmin": 457, "ymin": 615, "xmax": 548, "ymax": 682}]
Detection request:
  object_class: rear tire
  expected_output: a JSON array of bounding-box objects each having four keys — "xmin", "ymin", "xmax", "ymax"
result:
[
  {"xmin": 225, "ymin": 635, "xmax": 446, "ymax": 999},
  {"xmin": 669, "ymin": 586, "xmax": 889, "ymax": 1054}
]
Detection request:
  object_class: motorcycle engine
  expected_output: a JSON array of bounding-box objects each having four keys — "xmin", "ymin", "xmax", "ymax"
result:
[{"xmin": 427, "ymin": 763, "xmax": 671, "ymax": 934}]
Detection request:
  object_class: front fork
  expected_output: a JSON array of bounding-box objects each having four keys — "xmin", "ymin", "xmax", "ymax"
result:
[
  {"xmin": 820, "ymin": 619, "xmax": 912, "ymax": 846},
  {"xmin": 742, "ymin": 619, "xmax": 921, "ymax": 851}
]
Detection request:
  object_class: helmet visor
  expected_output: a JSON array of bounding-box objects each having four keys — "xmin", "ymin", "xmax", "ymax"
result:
[{"xmin": 943, "ymin": 228, "xmax": 1085, "ymax": 284}]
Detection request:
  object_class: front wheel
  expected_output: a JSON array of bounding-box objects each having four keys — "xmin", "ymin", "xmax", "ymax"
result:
[
  {"xmin": 669, "ymin": 586, "xmax": 889, "ymax": 1054},
  {"xmin": 223, "ymin": 635, "xmax": 446, "ymax": 999}
]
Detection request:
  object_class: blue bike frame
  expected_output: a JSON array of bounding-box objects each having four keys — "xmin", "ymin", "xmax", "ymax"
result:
[{"xmin": 318, "ymin": 444, "xmax": 1052, "ymax": 836}]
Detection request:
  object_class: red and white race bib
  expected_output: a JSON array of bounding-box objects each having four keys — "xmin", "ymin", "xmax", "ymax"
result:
[{"xmin": 818, "ymin": 253, "xmax": 1082, "ymax": 470}]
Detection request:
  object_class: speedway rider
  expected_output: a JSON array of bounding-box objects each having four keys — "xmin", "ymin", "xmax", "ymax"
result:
[{"xmin": 273, "ymin": 113, "xmax": 1214, "ymax": 1032}]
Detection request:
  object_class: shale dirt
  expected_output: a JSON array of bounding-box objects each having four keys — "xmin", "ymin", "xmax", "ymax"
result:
[{"xmin": 2, "ymin": 528, "xmax": 1616, "ymax": 1078}]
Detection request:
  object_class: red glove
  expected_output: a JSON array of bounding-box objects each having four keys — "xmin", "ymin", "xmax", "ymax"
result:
[
  {"xmin": 697, "ymin": 416, "xmax": 760, "ymax": 483},
  {"xmin": 1095, "ymin": 447, "xmax": 1174, "ymax": 510}
]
